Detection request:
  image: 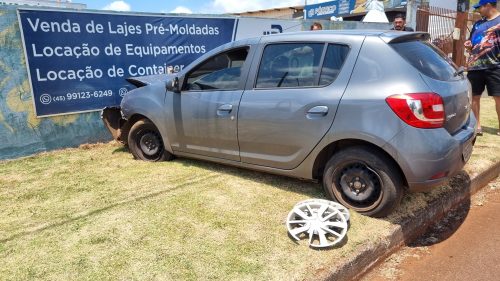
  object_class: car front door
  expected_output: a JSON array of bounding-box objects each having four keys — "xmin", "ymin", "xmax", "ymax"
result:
[
  {"xmin": 237, "ymin": 39, "xmax": 361, "ymax": 169},
  {"xmin": 169, "ymin": 47, "xmax": 251, "ymax": 161}
]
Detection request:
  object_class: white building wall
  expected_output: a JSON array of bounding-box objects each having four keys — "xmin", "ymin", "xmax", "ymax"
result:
[{"xmin": 429, "ymin": 0, "xmax": 456, "ymax": 10}]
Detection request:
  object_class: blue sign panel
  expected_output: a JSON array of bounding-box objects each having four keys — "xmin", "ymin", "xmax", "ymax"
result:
[
  {"xmin": 18, "ymin": 9, "xmax": 236, "ymax": 117},
  {"xmin": 304, "ymin": 0, "xmax": 355, "ymax": 19}
]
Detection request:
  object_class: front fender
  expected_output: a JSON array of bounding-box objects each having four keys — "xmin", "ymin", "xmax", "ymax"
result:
[{"xmin": 108, "ymin": 83, "xmax": 173, "ymax": 153}]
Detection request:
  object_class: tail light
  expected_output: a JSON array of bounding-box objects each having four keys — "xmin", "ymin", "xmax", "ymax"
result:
[{"xmin": 386, "ymin": 93, "xmax": 445, "ymax": 129}]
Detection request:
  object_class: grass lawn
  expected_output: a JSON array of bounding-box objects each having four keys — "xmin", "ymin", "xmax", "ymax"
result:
[
  {"xmin": 465, "ymin": 97, "xmax": 500, "ymax": 176},
  {"xmin": 0, "ymin": 98, "xmax": 498, "ymax": 281}
]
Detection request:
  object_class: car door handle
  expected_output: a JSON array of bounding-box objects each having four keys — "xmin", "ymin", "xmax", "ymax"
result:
[
  {"xmin": 217, "ymin": 104, "xmax": 233, "ymax": 116},
  {"xmin": 218, "ymin": 104, "xmax": 233, "ymax": 111},
  {"xmin": 307, "ymin": 106, "xmax": 329, "ymax": 117}
]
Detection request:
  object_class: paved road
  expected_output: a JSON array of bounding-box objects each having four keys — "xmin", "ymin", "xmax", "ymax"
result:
[{"xmin": 361, "ymin": 177, "xmax": 500, "ymax": 281}]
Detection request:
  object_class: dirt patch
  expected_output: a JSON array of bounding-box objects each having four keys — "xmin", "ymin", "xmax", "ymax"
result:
[{"xmin": 361, "ymin": 176, "xmax": 500, "ymax": 281}]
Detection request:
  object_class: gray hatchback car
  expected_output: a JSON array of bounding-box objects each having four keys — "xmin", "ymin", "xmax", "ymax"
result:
[{"xmin": 102, "ymin": 30, "xmax": 476, "ymax": 217}]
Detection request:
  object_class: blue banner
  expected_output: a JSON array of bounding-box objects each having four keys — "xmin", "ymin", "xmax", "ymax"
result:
[
  {"xmin": 304, "ymin": 1, "xmax": 414, "ymax": 19},
  {"xmin": 304, "ymin": 0, "xmax": 355, "ymax": 19},
  {"xmin": 18, "ymin": 9, "xmax": 236, "ymax": 117}
]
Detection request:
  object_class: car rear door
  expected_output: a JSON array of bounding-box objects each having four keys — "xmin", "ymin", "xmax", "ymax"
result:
[{"xmin": 237, "ymin": 36, "xmax": 364, "ymax": 169}]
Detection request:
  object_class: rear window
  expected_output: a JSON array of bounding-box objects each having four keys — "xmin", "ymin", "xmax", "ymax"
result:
[
  {"xmin": 320, "ymin": 44, "xmax": 350, "ymax": 86},
  {"xmin": 256, "ymin": 43, "xmax": 324, "ymax": 88},
  {"xmin": 255, "ymin": 43, "xmax": 350, "ymax": 89},
  {"xmin": 391, "ymin": 41, "xmax": 459, "ymax": 81}
]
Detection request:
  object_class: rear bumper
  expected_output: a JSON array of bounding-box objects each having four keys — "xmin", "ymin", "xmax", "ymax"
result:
[
  {"xmin": 387, "ymin": 114, "xmax": 477, "ymax": 193},
  {"xmin": 407, "ymin": 133, "xmax": 475, "ymax": 192}
]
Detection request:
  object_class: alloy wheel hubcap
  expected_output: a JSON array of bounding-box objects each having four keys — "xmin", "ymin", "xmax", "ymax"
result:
[{"xmin": 286, "ymin": 200, "xmax": 349, "ymax": 248}]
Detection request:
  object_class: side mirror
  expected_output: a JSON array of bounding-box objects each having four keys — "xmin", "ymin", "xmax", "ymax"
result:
[{"xmin": 166, "ymin": 76, "xmax": 181, "ymax": 93}]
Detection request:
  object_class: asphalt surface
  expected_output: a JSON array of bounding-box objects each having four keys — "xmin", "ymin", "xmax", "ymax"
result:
[{"xmin": 361, "ymin": 176, "xmax": 500, "ymax": 281}]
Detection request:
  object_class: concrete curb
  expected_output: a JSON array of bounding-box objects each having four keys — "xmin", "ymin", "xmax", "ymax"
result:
[{"xmin": 319, "ymin": 161, "xmax": 500, "ymax": 281}]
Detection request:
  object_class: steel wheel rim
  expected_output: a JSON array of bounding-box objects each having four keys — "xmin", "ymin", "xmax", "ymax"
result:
[
  {"xmin": 286, "ymin": 200, "xmax": 348, "ymax": 248},
  {"xmin": 331, "ymin": 161, "xmax": 384, "ymax": 213},
  {"xmin": 137, "ymin": 129, "xmax": 163, "ymax": 159}
]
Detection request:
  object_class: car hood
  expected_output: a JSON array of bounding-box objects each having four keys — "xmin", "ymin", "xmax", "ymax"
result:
[{"xmin": 126, "ymin": 74, "xmax": 174, "ymax": 87}]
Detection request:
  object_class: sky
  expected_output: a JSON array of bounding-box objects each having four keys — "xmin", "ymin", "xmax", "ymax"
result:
[
  {"xmin": 70, "ymin": 1, "xmax": 460, "ymax": 16},
  {"xmin": 79, "ymin": 0, "xmax": 327, "ymax": 14}
]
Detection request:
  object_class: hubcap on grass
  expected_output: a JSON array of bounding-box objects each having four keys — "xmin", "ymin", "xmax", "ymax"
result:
[
  {"xmin": 300, "ymin": 199, "xmax": 351, "ymax": 221},
  {"xmin": 286, "ymin": 199, "xmax": 348, "ymax": 248}
]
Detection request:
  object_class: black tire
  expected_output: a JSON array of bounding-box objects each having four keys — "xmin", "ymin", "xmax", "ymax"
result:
[
  {"xmin": 127, "ymin": 119, "xmax": 174, "ymax": 162},
  {"xmin": 322, "ymin": 146, "xmax": 404, "ymax": 218}
]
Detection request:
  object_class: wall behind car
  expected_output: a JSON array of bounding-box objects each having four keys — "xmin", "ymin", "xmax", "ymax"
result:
[
  {"xmin": 0, "ymin": 6, "xmax": 111, "ymax": 160},
  {"xmin": 0, "ymin": 5, "xmax": 390, "ymax": 160}
]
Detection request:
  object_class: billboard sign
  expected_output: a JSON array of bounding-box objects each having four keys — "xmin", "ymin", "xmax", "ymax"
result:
[{"xmin": 18, "ymin": 9, "xmax": 302, "ymax": 117}]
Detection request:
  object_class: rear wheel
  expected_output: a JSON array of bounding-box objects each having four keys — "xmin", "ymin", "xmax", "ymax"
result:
[
  {"xmin": 127, "ymin": 119, "xmax": 173, "ymax": 162},
  {"xmin": 322, "ymin": 146, "xmax": 404, "ymax": 217}
]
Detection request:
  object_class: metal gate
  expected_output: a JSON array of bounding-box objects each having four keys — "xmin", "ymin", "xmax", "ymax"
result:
[{"xmin": 416, "ymin": 4, "xmax": 482, "ymax": 67}]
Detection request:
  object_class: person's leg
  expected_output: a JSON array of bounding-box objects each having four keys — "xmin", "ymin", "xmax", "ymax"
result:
[
  {"xmin": 472, "ymin": 95, "xmax": 482, "ymax": 133},
  {"xmin": 468, "ymin": 70, "xmax": 486, "ymax": 134},
  {"xmin": 485, "ymin": 68, "xmax": 500, "ymax": 135},
  {"xmin": 494, "ymin": 96, "xmax": 500, "ymax": 135}
]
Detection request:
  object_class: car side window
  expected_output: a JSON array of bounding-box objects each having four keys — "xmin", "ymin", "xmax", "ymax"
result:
[
  {"xmin": 185, "ymin": 47, "xmax": 249, "ymax": 91},
  {"xmin": 255, "ymin": 43, "xmax": 324, "ymax": 89},
  {"xmin": 319, "ymin": 44, "xmax": 350, "ymax": 86}
]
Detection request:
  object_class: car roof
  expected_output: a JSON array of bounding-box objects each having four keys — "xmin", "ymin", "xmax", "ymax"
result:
[
  {"xmin": 201, "ymin": 30, "xmax": 429, "ymax": 56},
  {"xmin": 256, "ymin": 30, "xmax": 429, "ymax": 43},
  {"xmin": 266, "ymin": 30, "xmax": 387, "ymax": 38},
  {"xmin": 180, "ymin": 30, "xmax": 429, "ymax": 75}
]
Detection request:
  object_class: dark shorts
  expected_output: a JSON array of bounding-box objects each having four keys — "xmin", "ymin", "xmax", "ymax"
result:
[{"xmin": 467, "ymin": 68, "xmax": 500, "ymax": 96}]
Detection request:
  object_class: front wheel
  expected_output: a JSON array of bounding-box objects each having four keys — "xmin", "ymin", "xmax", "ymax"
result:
[
  {"xmin": 127, "ymin": 119, "xmax": 174, "ymax": 162},
  {"xmin": 322, "ymin": 146, "xmax": 404, "ymax": 218}
]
